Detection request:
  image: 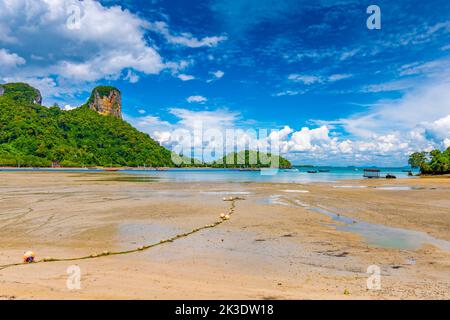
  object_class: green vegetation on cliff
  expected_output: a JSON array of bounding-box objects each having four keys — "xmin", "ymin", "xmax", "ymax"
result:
[
  {"xmin": 0, "ymin": 83, "xmax": 42, "ymax": 105},
  {"xmin": 0, "ymin": 84, "xmax": 173, "ymax": 167},
  {"xmin": 409, "ymin": 148, "xmax": 450, "ymax": 175},
  {"xmin": 0, "ymin": 83, "xmax": 293, "ymax": 169}
]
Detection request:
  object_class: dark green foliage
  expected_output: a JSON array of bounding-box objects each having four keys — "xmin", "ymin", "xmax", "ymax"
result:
[
  {"xmin": 409, "ymin": 148, "xmax": 450, "ymax": 174},
  {"xmin": 0, "ymin": 83, "xmax": 292, "ymax": 169},
  {"xmin": 408, "ymin": 152, "xmax": 428, "ymax": 169},
  {"xmin": 0, "ymin": 91, "xmax": 174, "ymax": 167},
  {"xmin": 210, "ymin": 150, "xmax": 292, "ymax": 169},
  {"xmin": 0, "ymin": 83, "xmax": 41, "ymax": 104}
]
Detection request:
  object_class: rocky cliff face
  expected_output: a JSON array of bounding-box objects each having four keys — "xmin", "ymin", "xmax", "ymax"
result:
[
  {"xmin": 33, "ymin": 89, "xmax": 42, "ymax": 105},
  {"xmin": 0, "ymin": 86, "xmax": 4, "ymax": 97},
  {"xmin": 87, "ymin": 86, "xmax": 122, "ymax": 118}
]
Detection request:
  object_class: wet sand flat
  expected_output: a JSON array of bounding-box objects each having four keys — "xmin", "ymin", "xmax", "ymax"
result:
[{"xmin": 0, "ymin": 172, "xmax": 449, "ymax": 299}]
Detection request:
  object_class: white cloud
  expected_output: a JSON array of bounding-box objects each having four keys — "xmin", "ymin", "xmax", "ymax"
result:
[
  {"xmin": 0, "ymin": 76, "xmax": 83, "ymax": 104},
  {"xmin": 269, "ymin": 126, "xmax": 293, "ymax": 141},
  {"xmin": 341, "ymin": 82, "xmax": 450, "ymax": 138},
  {"xmin": 126, "ymin": 108, "xmax": 241, "ymax": 155},
  {"xmin": 362, "ymin": 79, "xmax": 415, "ymax": 93},
  {"xmin": 53, "ymin": 47, "xmax": 164, "ymax": 82},
  {"xmin": 424, "ymin": 115, "xmax": 450, "ymax": 144},
  {"xmin": 207, "ymin": 70, "xmax": 225, "ymax": 83},
  {"xmin": 0, "ymin": 0, "xmax": 196, "ymax": 103},
  {"xmin": 206, "ymin": 70, "xmax": 225, "ymax": 83},
  {"xmin": 274, "ymin": 89, "xmax": 307, "ymax": 97},
  {"xmin": 138, "ymin": 109, "xmax": 146, "ymax": 114},
  {"xmin": 328, "ymin": 73, "xmax": 352, "ymax": 81},
  {"xmin": 398, "ymin": 58, "xmax": 450, "ymax": 77},
  {"xmin": 288, "ymin": 74, "xmax": 322, "ymax": 85},
  {"xmin": 287, "ymin": 73, "xmax": 352, "ymax": 86},
  {"xmin": 63, "ymin": 104, "xmax": 77, "ymax": 111},
  {"xmin": 178, "ymin": 74, "xmax": 195, "ymax": 81},
  {"xmin": 124, "ymin": 70, "xmax": 140, "ymax": 84},
  {"xmin": 0, "ymin": 48, "xmax": 26, "ymax": 70},
  {"xmin": 288, "ymin": 126, "xmax": 330, "ymax": 152},
  {"xmin": 150, "ymin": 21, "xmax": 227, "ymax": 48},
  {"xmin": 187, "ymin": 95, "xmax": 207, "ymax": 103},
  {"xmin": 214, "ymin": 70, "xmax": 225, "ymax": 78},
  {"xmin": 339, "ymin": 48, "xmax": 360, "ymax": 61},
  {"xmin": 212, "ymin": 70, "xmax": 224, "ymax": 79},
  {"xmin": 444, "ymin": 138, "xmax": 450, "ymax": 149}
]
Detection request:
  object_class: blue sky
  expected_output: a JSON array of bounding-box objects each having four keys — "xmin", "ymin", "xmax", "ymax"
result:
[{"xmin": 1, "ymin": 0, "xmax": 450, "ymax": 165}]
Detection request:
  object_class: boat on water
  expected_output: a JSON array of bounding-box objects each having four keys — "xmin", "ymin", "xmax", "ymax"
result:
[
  {"xmin": 307, "ymin": 170, "xmax": 318, "ymax": 174},
  {"xmin": 104, "ymin": 167, "xmax": 120, "ymax": 172}
]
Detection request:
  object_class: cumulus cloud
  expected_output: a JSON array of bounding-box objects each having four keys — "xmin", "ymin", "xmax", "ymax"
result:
[
  {"xmin": 129, "ymin": 76, "xmax": 450, "ymax": 166},
  {"xmin": 0, "ymin": 49, "xmax": 26, "ymax": 70},
  {"xmin": 424, "ymin": 115, "xmax": 450, "ymax": 144},
  {"xmin": 0, "ymin": 0, "xmax": 198, "ymax": 103},
  {"xmin": 125, "ymin": 108, "xmax": 241, "ymax": 157},
  {"xmin": 339, "ymin": 82, "xmax": 450, "ymax": 139},
  {"xmin": 288, "ymin": 126, "xmax": 330, "ymax": 152}
]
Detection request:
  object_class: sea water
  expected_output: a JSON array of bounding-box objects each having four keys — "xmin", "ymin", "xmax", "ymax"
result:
[
  {"xmin": 0, "ymin": 166, "xmax": 418, "ymax": 183},
  {"xmin": 119, "ymin": 167, "xmax": 417, "ymax": 183}
]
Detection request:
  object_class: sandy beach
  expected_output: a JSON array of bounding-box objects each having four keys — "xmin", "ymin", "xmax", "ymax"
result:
[{"xmin": 0, "ymin": 172, "xmax": 449, "ymax": 299}]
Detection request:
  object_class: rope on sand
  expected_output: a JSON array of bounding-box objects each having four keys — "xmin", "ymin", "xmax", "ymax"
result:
[{"xmin": 0, "ymin": 197, "xmax": 245, "ymax": 271}]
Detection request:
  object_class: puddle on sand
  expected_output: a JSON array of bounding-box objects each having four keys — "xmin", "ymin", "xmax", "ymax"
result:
[
  {"xmin": 200, "ymin": 191, "xmax": 251, "ymax": 196},
  {"xmin": 260, "ymin": 195, "xmax": 292, "ymax": 206},
  {"xmin": 91, "ymin": 176, "xmax": 161, "ymax": 183},
  {"xmin": 263, "ymin": 195, "xmax": 450, "ymax": 251},
  {"xmin": 334, "ymin": 185, "xmax": 427, "ymax": 191},
  {"xmin": 333, "ymin": 185, "xmax": 367, "ymax": 189},
  {"xmin": 374, "ymin": 186, "xmax": 420, "ymax": 191}
]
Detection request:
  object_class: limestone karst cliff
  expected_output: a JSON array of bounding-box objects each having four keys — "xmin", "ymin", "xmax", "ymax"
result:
[
  {"xmin": 0, "ymin": 83, "xmax": 174, "ymax": 167},
  {"xmin": 87, "ymin": 86, "xmax": 122, "ymax": 118}
]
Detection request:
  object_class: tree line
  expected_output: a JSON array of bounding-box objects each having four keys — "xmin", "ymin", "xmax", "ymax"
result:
[{"xmin": 408, "ymin": 148, "xmax": 450, "ymax": 175}]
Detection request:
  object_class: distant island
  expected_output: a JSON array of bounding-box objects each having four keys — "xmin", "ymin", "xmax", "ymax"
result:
[
  {"xmin": 0, "ymin": 83, "xmax": 291, "ymax": 169},
  {"xmin": 210, "ymin": 150, "xmax": 292, "ymax": 169},
  {"xmin": 409, "ymin": 149, "xmax": 450, "ymax": 175}
]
